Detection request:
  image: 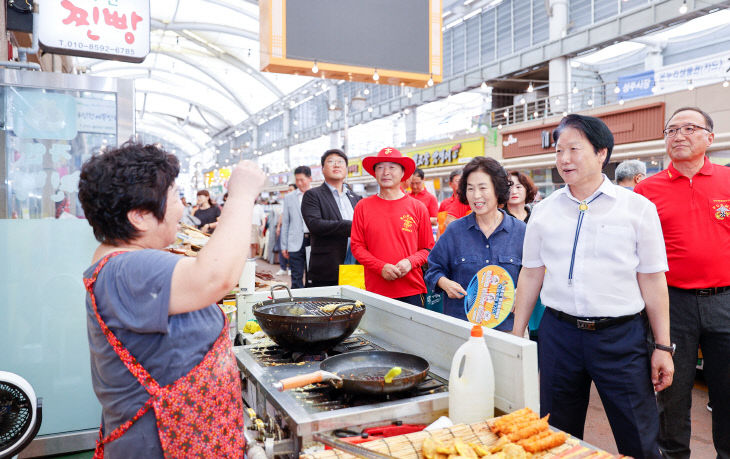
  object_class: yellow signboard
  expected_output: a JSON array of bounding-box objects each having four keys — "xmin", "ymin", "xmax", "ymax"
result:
[
  {"xmin": 347, "ymin": 158, "xmax": 363, "ymax": 178},
  {"xmin": 403, "ymin": 137, "xmax": 485, "ymax": 169},
  {"xmin": 204, "ymin": 167, "xmax": 232, "ymax": 189}
]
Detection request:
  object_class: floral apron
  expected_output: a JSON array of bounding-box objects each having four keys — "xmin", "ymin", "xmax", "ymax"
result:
[{"xmin": 84, "ymin": 252, "xmax": 245, "ymax": 458}]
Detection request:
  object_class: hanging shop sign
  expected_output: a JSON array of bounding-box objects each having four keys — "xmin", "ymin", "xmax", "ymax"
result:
[
  {"xmin": 204, "ymin": 167, "xmax": 231, "ymax": 189},
  {"xmin": 617, "ymin": 70, "xmax": 655, "ymax": 100},
  {"xmin": 502, "ymin": 103, "xmax": 665, "ymax": 159},
  {"xmin": 259, "ymin": 0, "xmax": 442, "ymax": 88},
  {"xmin": 403, "ymin": 137, "xmax": 485, "ymax": 169},
  {"xmin": 617, "ymin": 52, "xmax": 730, "ymax": 101},
  {"xmin": 347, "ymin": 158, "xmax": 363, "ymax": 178},
  {"xmin": 39, "ymin": 0, "xmax": 150, "ymax": 63}
]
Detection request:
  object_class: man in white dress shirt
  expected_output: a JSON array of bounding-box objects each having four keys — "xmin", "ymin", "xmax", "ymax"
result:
[{"xmin": 511, "ymin": 114, "xmax": 674, "ymax": 459}]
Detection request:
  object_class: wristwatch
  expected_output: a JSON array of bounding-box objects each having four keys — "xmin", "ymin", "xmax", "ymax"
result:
[{"xmin": 653, "ymin": 342, "xmax": 676, "ymax": 356}]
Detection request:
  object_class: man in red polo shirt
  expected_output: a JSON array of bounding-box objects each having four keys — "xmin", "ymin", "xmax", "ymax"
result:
[
  {"xmin": 635, "ymin": 106, "xmax": 730, "ymax": 459},
  {"xmin": 351, "ymin": 147, "xmax": 434, "ymax": 307},
  {"xmin": 410, "ymin": 168, "xmax": 438, "ymax": 225}
]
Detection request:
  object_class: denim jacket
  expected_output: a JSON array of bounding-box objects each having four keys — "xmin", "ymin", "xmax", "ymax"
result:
[{"xmin": 425, "ymin": 210, "xmax": 526, "ymax": 321}]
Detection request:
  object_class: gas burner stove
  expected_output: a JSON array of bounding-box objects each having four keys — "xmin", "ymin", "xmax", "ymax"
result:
[
  {"xmin": 234, "ymin": 286, "xmax": 539, "ymax": 458},
  {"xmin": 248, "ymin": 335, "xmax": 374, "ymax": 365},
  {"xmin": 234, "ymin": 329, "xmax": 450, "ymax": 456},
  {"xmin": 244, "ymin": 334, "xmax": 447, "ymax": 414},
  {"xmin": 292, "ymin": 374, "xmax": 447, "ymax": 412}
]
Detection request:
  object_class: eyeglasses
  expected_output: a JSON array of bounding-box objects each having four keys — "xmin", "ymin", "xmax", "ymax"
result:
[
  {"xmin": 662, "ymin": 124, "xmax": 711, "ymax": 138},
  {"xmin": 325, "ymin": 159, "xmax": 346, "ymax": 166}
]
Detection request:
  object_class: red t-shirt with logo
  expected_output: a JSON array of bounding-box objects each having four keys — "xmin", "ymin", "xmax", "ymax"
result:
[
  {"xmin": 439, "ymin": 194, "xmax": 471, "ymax": 219},
  {"xmin": 410, "ymin": 189, "xmax": 438, "ymax": 218},
  {"xmin": 634, "ymin": 157, "xmax": 730, "ymax": 289},
  {"xmin": 351, "ymin": 194, "xmax": 435, "ymax": 298}
]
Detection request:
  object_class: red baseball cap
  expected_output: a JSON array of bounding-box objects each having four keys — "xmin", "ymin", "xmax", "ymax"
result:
[{"xmin": 362, "ymin": 147, "xmax": 416, "ymax": 182}]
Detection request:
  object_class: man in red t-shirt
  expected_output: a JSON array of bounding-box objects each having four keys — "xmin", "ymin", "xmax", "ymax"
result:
[
  {"xmin": 409, "ymin": 168, "xmax": 438, "ymax": 225},
  {"xmin": 635, "ymin": 106, "xmax": 730, "ymax": 459},
  {"xmin": 437, "ymin": 169, "xmax": 471, "ymax": 235},
  {"xmin": 351, "ymin": 147, "xmax": 434, "ymax": 307}
]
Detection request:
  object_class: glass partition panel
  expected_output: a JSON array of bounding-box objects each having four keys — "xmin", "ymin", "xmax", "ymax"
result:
[{"xmin": 0, "ymin": 71, "xmax": 133, "ymax": 446}]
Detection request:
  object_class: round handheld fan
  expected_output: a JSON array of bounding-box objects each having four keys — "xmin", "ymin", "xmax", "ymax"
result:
[
  {"xmin": 463, "ymin": 265, "xmax": 515, "ymax": 328},
  {"xmin": 0, "ymin": 371, "xmax": 43, "ymax": 458}
]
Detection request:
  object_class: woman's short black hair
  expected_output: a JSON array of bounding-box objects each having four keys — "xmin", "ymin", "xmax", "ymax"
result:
[
  {"xmin": 78, "ymin": 142, "xmax": 180, "ymax": 245},
  {"xmin": 553, "ymin": 114, "xmax": 614, "ymax": 167},
  {"xmin": 510, "ymin": 171, "xmax": 538, "ymax": 204},
  {"xmin": 321, "ymin": 148, "xmax": 348, "ymax": 166},
  {"xmin": 457, "ymin": 157, "xmax": 511, "ymax": 206}
]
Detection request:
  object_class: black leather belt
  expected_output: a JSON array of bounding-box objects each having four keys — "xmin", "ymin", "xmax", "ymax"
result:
[
  {"xmin": 547, "ymin": 307, "xmax": 641, "ymax": 331},
  {"xmin": 670, "ymin": 285, "xmax": 730, "ymax": 297}
]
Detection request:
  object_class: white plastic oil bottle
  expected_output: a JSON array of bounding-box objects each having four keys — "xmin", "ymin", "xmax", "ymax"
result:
[{"xmin": 448, "ymin": 324, "xmax": 495, "ymax": 424}]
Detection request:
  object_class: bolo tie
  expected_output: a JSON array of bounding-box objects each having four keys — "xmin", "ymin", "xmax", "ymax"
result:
[{"xmin": 568, "ymin": 193, "xmax": 602, "ymax": 285}]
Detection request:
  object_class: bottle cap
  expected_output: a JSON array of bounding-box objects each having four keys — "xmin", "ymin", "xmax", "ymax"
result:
[{"xmin": 470, "ymin": 325, "xmax": 483, "ymax": 337}]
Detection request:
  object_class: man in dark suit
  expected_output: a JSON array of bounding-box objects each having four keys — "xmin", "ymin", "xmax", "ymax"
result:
[{"xmin": 301, "ymin": 149, "xmax": 362, "ymax": 287}]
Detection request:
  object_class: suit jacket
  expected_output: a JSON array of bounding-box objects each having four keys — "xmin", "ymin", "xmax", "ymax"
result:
[
  {"xmin": 301, "ymin": 182, "xmax": 362, "ymax": 286},
  {"xmin": 280, "ymin": 191, "xmax": 306, "ymax": 252}
]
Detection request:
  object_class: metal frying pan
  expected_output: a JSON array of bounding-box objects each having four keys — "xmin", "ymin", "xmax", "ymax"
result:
[
  {"xmin": 273, "ymin": 351, "xmax": 429, "ymax": 395},
  {"xmin": 252, "ymin": 285, "xmax": 366, "ymax": 352}
]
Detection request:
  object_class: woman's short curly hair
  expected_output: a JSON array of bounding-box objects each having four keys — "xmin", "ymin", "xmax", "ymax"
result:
[
  {"xmin": 457, "ymin": 156, "xmax": 511, "ymax": 206},
  {"xmin": 78, "ymin": 142, "xmax": 180, "ymax": 244}
]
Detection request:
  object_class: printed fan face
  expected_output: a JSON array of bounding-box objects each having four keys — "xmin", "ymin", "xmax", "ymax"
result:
[{"xmin": 464, "ymin": 265, "xmax": 515, "ymax": 328}]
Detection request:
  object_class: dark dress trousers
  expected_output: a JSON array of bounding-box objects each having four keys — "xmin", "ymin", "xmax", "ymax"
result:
[{"xmin": 301, "ymin": 183, "xmax": 361, "ymax": 287}]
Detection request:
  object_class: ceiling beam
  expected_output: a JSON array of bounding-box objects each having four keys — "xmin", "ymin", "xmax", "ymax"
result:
[
  {"xmin": 175, "ymin": 30, "xmax": 285, "ymax": 98},
  {"xmin": 136, "ymin": 124, "xmax": 200, "ymax": 157},
  {"xmin": 92, "ymin": 66, "xmax": 250, "ymax": 114},
  {"xmin": 138, "ymin": 112, "xmax": 208, "ymax": 149},
  {"xmin": 151, "ymin": 19, "xmax": 258, "ymax": 41},
  {"xmin": 149, "ymin": 49, "xmax": 254, "ymax": 115},
  {"xmin": 136, "ymin": 88, "xmax": 232, "ymax": 127},
  {"xmin": 200, "ymin": 0, "xmax": 258, "ymax": 21}
]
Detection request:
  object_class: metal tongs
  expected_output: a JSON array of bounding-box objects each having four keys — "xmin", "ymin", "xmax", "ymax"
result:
[{"xmin": 313, "ymin": 433, "xmax": 397, "ymax": 459}]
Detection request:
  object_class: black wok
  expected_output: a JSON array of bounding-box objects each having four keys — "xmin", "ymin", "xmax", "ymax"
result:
[
  {"xmin": 273, "ymin": 351, "xmax": 429, "ymax": 395},
  {"xmin": 252, "ymin": 285, "xmax": 366, "ymax": 352}
]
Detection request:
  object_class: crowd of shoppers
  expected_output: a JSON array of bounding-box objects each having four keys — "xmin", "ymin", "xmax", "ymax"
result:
[{"xmin": 110, "ymin": 103, "xmax": 724, "ymax": 459}]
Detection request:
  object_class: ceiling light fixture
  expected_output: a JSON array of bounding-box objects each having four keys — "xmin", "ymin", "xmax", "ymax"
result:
[
  {"xmin": 312, "ymin": 61, "xmax": 319, "ymax": 74},
  {"xmin": 367, "ymin": 107, "xmax": 373, "ymax": 113},
  {"xmin": 614, "ymin": 86, "xmax": 621, "ymax": 94},
  {"xmin": 679, "ymin": 0, "xmax": 688, "ymax": 14},
  {"xmin": 372, "ymin": 69, "xmax": 379, "ymax": 81},
  {"xmin": 364, "ymin": 88, "xmax": 370, "ymax": 95},
  {"xmin": 724, "ymin": 79, "xmax": 729, "ymax": 88},
  {"xmin": 554, "ymin": 97, "xmax": 561, "ymax": 106},
  {"xmin": 687, "ymin": 79, "xmax": 694, "ymax": 91},
  {"xmin": 619, "ymin": 99, "xmax": 625, "ymax": 105},
  {"xmin": 427, "ymin": 75, "xmax": 434, "ymax": 87},
  {"xmin": 527, "ymin": 82, "xmax": 534, "ymax": 93}
]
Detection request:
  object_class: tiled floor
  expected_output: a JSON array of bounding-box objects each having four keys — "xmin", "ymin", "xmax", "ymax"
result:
[{"xmin": 48, "ymin": 258, "xmax": 717, "ymax": 458}]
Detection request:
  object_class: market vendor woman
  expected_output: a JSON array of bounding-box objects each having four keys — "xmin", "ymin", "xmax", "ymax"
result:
[
  {"xmin": 424, "ymin": 157, "xmax": 526, "ymax": 332},
  {"xmin": 78, "ymin": 143, "xmax": 265, "ymax": 458}
]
